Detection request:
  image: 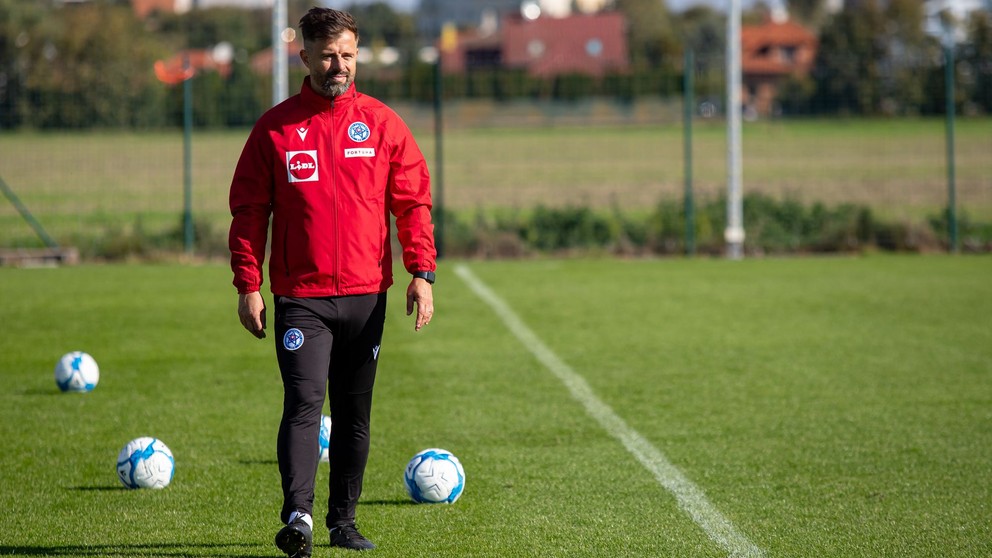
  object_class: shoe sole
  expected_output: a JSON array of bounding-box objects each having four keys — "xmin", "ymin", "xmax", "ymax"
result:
[{"xmin": 275, "ymin": 527, "xmax": 310, "ymax": 556}]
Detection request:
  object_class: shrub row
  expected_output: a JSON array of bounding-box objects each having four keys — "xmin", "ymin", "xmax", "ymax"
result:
[
  {"xmin": 439, "ymin": 194, "xmax": 992, "ymax": 258},
  {"xmin": 56, "ymin": 194, "xmax": 990, "ymax": 262}
]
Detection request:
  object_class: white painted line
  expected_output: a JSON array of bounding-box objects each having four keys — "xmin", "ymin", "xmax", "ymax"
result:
[{"xmin": 454, "ymin": 264, "xmax": 765, "ymax": 558}]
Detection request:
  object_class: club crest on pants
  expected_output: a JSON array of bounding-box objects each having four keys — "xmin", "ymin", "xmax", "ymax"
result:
[{"xmin": 283, "ymin": 328, "xmax": 304, "ymax": 351}]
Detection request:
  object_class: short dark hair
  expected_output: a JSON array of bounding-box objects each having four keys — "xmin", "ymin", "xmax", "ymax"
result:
[{"xmin": 299, "ymin": 7, "xmax": 359, "ymax": 45}]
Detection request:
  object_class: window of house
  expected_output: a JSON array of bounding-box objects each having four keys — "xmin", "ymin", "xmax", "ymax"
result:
[
  {"xmin": 586, "ymin": 38, "xmax": 603, "ymax": 57},
  {"xmin": 527, "ymin": 39, "xmax": 545, "ymax": 58}
]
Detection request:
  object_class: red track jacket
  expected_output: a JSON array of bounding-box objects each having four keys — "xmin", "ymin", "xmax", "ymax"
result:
[{"xmin": 229, "ymin": 78, "xmax": 436, "ymax": 297}]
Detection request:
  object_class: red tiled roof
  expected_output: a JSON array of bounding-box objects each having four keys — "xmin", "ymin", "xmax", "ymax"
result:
[
  {"xmin": 132, "ymin": 0, "xmax": 176, "ymax": 19},
  {"xmin": 154, "ymin": 49, "xmax": 231, "ymax": 84},
  {"xmin": 741, "ymin": 19, "xmax": 816, "ymax": 50},
  {"xmin": 501, "ymin": 12, "xmax": 628, "ymax": 78},
  {"xmin": 741, "ymin": 19, "xmax": 817, "ymax": 77}
]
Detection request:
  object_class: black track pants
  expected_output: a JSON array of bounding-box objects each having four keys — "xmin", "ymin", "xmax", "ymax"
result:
[{"xmin": 273, "ymin": 293, "xmax": 386, "ymax": 529}]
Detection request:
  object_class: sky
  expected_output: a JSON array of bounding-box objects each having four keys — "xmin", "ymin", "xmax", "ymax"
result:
[{"xmin": 334, "ymin": 0, "xmax": 769, "ymax": 13}]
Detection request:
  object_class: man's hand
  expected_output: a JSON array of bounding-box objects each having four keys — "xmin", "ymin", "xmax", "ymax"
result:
[
  {"xmin": 238, "ymin": 291, "xmax": 267, "ymax": 339},
  {"xmin": 406, "ymin": 278, "xmax": 434, "ymax": 331}
]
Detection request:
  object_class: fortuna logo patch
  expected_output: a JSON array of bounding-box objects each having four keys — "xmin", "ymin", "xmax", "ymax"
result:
[
  {"xmin": 286, "ymin": 151, "xmax": 319, "ymax": 183},
  {"xmin": 348, "ymin": 122, "xmax": 371, "ymax": 142},
  {"xmin": 296, "ymin": 127, "xmax": 308, "ymax": 142},
  {"xmin": 345, "ymin": 148, "xmax": 375, "ymax": 158},
  {"xmin": 283, "ymin": 328, "xmax": 304, "ymax": 351}
]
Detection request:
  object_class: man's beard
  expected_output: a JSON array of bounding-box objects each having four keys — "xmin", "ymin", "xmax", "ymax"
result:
[{"xmin": 321, "ymin": 73, "xmax": 353, "ymax": 97}]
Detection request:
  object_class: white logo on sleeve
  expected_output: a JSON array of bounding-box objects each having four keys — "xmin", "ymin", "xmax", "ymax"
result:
[
  {"xmin": 372, "ymin": 345, "xmax": 380, "ymax": 360},
  {"xmin": 287, "ymin": 151, "xmax": 319, "ymax": 183}
]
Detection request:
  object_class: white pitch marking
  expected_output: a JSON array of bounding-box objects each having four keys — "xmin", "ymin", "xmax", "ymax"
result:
[{"xmin": 454, "ymin": 264, "xmax": 765, "ymax": 558}]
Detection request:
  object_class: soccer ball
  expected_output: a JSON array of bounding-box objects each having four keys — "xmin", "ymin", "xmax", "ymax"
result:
[
  {"xmin": 54, "ymin": 351, "xmax": 99, "ymax": 393},
  {"xmin": 404, "ymin": 448, "xmax": 465, "ymax": 504},
  {"xmin": 116, "ymin": 437, "xmax": 175, "ymax": 489},
  {"xmin": 318, "ymin": 415, "xmax": 332, "ymax": 463}
]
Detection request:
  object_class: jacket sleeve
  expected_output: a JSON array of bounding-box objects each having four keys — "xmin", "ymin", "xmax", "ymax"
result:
[
  {"xmin": 229, "ymin": 125, "xmax": 274, "ymax": 294},
  {"xmin": 387, "ymin": 116, "xmax": 437, "ymax": 274}
]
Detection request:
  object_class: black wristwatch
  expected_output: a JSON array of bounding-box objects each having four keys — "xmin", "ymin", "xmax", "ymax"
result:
[{"xmin": 413, "ymin": 271, "xmax": 435, "ymax": 284}]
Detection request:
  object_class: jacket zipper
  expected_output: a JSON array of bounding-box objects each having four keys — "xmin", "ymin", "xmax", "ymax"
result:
[
  {"xmin": 283, "ymin": 220, "xmax": 290, "ymax": 276},
  {"xmin": 330, "ymin": 95, "xmax": 340, "ymax": 292}
]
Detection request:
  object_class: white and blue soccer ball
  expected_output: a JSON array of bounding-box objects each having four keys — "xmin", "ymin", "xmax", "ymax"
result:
[
  {"xmin": 404, "ymin": 448, "xmax": 465, "ymax": 504},
  {"xmin": 319, "ymin": 415, "xmax": 332, "ymax": 463},
  {"xmin": 54, "ymin": 351, "xmax": 99, "ymax": 393},
  {"xmin": 116, "ymin": 437, "xmax": 175, "ymax": 489}
]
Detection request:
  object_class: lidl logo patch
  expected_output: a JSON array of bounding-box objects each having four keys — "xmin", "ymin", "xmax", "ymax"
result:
[{"xmin": 287, "ymin": 150, "xmax": 318, "ymax": 183}]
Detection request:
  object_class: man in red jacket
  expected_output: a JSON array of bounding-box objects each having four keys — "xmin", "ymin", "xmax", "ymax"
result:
[{"xmin": 229, "ymin": 7, "xmax": 436, "ymax": 556}]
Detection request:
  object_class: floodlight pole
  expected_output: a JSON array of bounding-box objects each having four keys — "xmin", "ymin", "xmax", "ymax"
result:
[
  {"xmin": 272, "ymin": 0, "xmax": 289, "ymax": 105},
  {"xmin": 725, "ymin": 0, "xmax": 744, "ymax": 259}
]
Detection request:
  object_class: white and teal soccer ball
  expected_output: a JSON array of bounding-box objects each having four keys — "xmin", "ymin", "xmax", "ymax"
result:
[
  {"xmin": 319, "ymin": 415, "xmax": 332, "ymax": 463},
  {"xmin": 404, "ymin": 448, "xmax": 465, "ymax": 504},
  {"xmin": 116, "ymin": 437, "xmax": 175, "ymax": 489},
  {"xmin": 54, "ymin": 351, "xmax": 99, "ymax": 393}
]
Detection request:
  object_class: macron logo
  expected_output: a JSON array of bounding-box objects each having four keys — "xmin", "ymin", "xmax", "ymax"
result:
[
  {"xmin": 372, "ymin": 345, "xmax": 380, "ymax": 360},
  {"xmin": 296, "ymin": 127, "xmax": 308, "ymax": 142}
]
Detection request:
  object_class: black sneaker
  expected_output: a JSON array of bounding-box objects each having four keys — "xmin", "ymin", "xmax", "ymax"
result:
[
  {"xmin": 329, "ymin": 523, "xmax": 376, "ymax": 551},
  {"xmin": 275, "ymin": 517, "xmax": 313, "ymax": 558}
]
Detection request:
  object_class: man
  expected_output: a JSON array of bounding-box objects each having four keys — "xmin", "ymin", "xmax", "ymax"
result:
[{"xmin": 228, "ymin": 7, "xmax": 436, "ymax": 556}]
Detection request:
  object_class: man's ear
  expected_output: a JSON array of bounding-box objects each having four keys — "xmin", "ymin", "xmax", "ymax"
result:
[{"xmin": 299, "ymin": 48, "xmax": 309, "ymax": 69}]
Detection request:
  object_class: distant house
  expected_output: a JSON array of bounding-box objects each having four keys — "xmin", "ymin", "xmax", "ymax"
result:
[
  {"xmin": 441, "ymin": 11, "xmax": 628, "ymax": 78},
  {"xmin": 740, "ymin": 18, "xmax": 818, "ymax": 115},
  {"xmin": 249, "ymin": 40, "xmax": 307, "ymax": 75},
  {"xmin": 132, "ymin": 0, "xmax": 184, "ymax": 18},
  {"xmin": 154, "ymin": 48, "xmax": 232, "ymax": 84},
  {"xmin": 131, "ymin": 0, "xmax": 272, "ymax": 18}
]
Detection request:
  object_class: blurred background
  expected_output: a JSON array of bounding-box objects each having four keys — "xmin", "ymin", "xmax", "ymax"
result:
[{"xmin": 1, "ymin": 0, "xmax": 990, "ymax": 263}]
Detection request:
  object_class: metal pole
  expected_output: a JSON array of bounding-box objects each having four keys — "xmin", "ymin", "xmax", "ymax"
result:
[
  {"xmin": 944, "ymin": 43, "xmax": 958, "ymax": 253},
  {"xmin": 433, "ymin": 52, "xmax": 445, "ymax": 259},
  {"xmin": 725, "ymin": 0, "xmax": 744, "ymax": 259},
  {"xmin": 182, "ymin": 52, "xmax": 194, "ymax": 255},
  {"xmin": 272, "ymin": 0, "xmax": 289, "ymax": 106},
  {"xmin": 683, "ymin": 48, "xmax": 695, "ymax": 256},
  {"xmin": 0, "ymin": 176, "xmax": 59, "ymax": 249}
]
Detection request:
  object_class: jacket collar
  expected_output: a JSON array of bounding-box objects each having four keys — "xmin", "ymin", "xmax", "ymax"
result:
[{"xmin": 300, "ymin": 76, "xmax": 358, "ymax": 111}]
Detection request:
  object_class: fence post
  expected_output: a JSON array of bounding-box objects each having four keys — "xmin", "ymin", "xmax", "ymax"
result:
[
  {"xmin": 944, "ymin": 43, "xmax": 958, "ymax": 253},
  {"xmin": 683, "ymin": 48, "xmax": 695, "ymax": 257},
  {"xmin": 182, "ymin": 52, "xmax": 194, "ymax": 256}
]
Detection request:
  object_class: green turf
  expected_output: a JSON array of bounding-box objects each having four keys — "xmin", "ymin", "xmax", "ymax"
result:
[{"xmin": 0, "ymin": 255, "xmax": 990, "ymax": 556}]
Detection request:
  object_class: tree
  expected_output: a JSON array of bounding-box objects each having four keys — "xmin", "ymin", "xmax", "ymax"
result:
[
  {"xmin": 880, "ymin": 0, "xmax": 935, "ymax": 114},
  {"xmin": 810, "ymin": 0, "xmax": 887, "ymax": 114},
  {"xmin": 0, "ymin": 0, "xmax": 46, "ymax": 128},
  {"xmin": 962, "ymin": 11, "xmax": 992, "ymax": 113},
  {"xmin": 676, "ymin": 6, "xmax": 726, "ymax": 104},
  {"xmin": 613, "ymin": 0, "xmax": 680, "ymax": 71},
  {"xmin": 18, "ymin": 2, "xmax": 169, "ymax": 128},
  {"xmin": 787, "ymin": 0, "xmax": 828, "ymax": 28}
]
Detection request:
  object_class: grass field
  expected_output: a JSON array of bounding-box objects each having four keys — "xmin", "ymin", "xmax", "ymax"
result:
[
  {"xmin": 1, "ymin": 118, "xmax": 990, "ymax": 249},
  {"xmin": 1, "ymin": 254, "xmax": 990, "ymax": 557}
]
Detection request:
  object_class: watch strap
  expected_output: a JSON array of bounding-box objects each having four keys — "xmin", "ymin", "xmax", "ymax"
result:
[{"xmin": 413, "ymin": 270, "xmax": 435, "ymax": 284}]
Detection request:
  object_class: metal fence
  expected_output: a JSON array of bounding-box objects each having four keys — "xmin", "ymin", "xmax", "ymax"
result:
[{"xmin": 1, "ymin": 67, "xmax": 990, "ymax": 261}]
